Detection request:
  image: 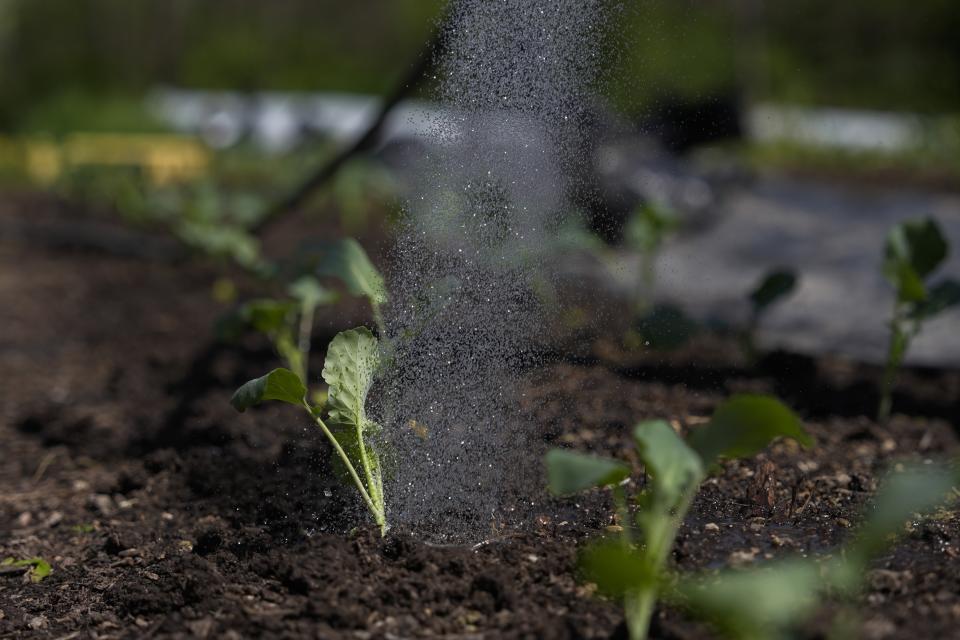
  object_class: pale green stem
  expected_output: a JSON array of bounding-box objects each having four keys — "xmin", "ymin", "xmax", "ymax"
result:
[
  {"xmin": 355, "ymin": 417, "xmax": 386, "ymax": 535},
  {"xmin": 303, "ymin": 401, "xmax": 382, "ymax": 525},
  {"xmin": 625, "ymin": 483, "xmax": 700, "ymax": 640},
  {"xmin": 878, "ymin": 306, "xmax": 912, "ymax": 423}
]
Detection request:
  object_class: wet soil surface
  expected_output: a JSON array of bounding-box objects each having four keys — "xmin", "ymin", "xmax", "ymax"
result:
[{"xmin": 2, "ymin": 195, "xmax": 959, "ymax": 639}]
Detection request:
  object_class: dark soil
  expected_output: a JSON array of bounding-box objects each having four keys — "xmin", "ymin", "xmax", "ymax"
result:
[{"xmin": 2, "ymin": 194, "xmax": 959, "ymax": 639}]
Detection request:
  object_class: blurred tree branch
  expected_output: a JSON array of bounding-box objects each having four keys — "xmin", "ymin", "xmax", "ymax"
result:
[{"xmin": 251, "ymin": 22, "xmax": 445, "ymax": 238}]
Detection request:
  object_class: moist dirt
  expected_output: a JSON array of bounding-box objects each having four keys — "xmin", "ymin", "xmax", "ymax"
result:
[{"xmin": 2, "ymin": 196, "xmax": 958, "ymax": 639}]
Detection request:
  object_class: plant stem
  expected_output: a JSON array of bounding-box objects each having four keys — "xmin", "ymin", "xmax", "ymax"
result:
[
  {"xmin": 878, "ymin": 308, "xmax": 910, "ymax": 423},
  {"xmin": 625, "ymin": 486, "xmax": 700, "ymax": 640},
  {"xmin": 303, "ymin": 402, "xmax": 383, "ymax": 527},
  {"xmin": 355, "ymin": 417, "xmax": 386, "ymax": 535},
  {"xmin": 297, "ymin": 302, "xmax": 315, "ymax": 382}
]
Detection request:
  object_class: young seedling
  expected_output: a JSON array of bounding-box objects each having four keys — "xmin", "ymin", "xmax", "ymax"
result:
[
  {"xmin": 231, "ymin": 327, "xmax": 387, "ymax": 534},
  {"xmin": 227, "ymin": 238, "xmax": 390, "ymax": 533},
  {"xmin": 624, "ymin": 202, "xmax": 679, "ymax": 311},
  {"xmin": 878, "ymin": 217, "xmax": 960, "ymax": 422},
  {"xmin": 1, "ymin": 557, "xmax": 52, "ymax": 583},
  {"xmin": 546, "ymin": 395, "xmax": 811, "ymax": 640},
  {"xmin": 743, "ymin": 268, "xmax": 798, "ymax": 359},
  {"xmin": 218, "ymin": 237, "xmax": 387, "ymax": 384},
  {"xmin": 296, "ymin": 237, "xmax": 388, "ymax": 335},
  {"xmin": 678, "ymin": 463, "xmax": 957, "ymax": 640}
]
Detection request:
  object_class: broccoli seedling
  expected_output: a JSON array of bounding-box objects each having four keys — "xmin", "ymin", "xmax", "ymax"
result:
[
  {"xmin": 546, "ymin": 395, "xmax": 810, "ymax": 639},
  {"xmin": 878, "ymin": 217, "xmax": 960, "ymax": 422},
  {"xmin": 679, "ymin": 463, "xmax": 956, "ymax": 640},
  {"xmin": 231, "ymin": 328, "xmax": 387, "ymax": 534},
  {"xmin": 227, "ymin": 238, "xmax": 390, "ymax": 534},
  {"xmin": 548, "ymin": 396, "xmax": 958, "ymax": 639},
  {"xmin": 624, "ymin": 202, "xmax": 679, "ymax": 312}
]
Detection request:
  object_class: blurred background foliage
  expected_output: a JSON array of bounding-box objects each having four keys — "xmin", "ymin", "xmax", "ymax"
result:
[{"xmin": 0, "ymin": 0, "xmax": 958, "ymax": 134}]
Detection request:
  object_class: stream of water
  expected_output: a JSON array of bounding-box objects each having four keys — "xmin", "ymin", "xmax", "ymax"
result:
[{"xmin": 374, "ymin": 0, "xmax": 620, "ymax": 539}]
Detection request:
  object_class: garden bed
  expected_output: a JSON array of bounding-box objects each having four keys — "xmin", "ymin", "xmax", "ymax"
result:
[{"xmin": 1, "ymin": 195, "xmax": 958, "ymax": 639}]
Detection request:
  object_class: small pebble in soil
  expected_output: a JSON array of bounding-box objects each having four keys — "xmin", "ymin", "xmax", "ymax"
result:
[{"xmin": 28, "ymin": 616, "xmax": 48, "ymax": 630}]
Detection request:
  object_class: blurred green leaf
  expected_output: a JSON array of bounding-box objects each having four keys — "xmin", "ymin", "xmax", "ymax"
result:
[
  {"xmin": 884, "ymin": 218, "xmax": 948, "ymax": 302},
  {"xmin": 545, "ymin": 449, "xmax": 630, "ymax": 496},
  {"xmin": 230, "ymin": 367, "xmax": 306, "ymax": 412},
  {"xmin": 850, "ymin": 464, "xmax": 956, "ymax": 561},
  {"xmin": 679, "ymin": 560, "xmax": 821, "ymax": 640},
  {"xmin": 625, "ymin": 203, "xmax": 679, "ymax": 254},
  {"xmin": 315, "ymin": 238, "xmax": 387, "ymax": 307},
  {"xmin": 216, "ymin": 299, "xmax": 297, "ymax": 342},
  {"xmin": 633, "ymin": 420, "xmax": 703, "ymax": 506},
  {"xmin": 909, "ymin": 279, "xmax": 960, "ymax": 321},
  {"xmin": 689, "ymin": 395, "xmax": 810, "ymax": 465},
  {"xmin": 288, "ymin": 275, "xmax": 338, "ymax": 309},
  {"xmin": 579, "ymin": 540, "xmax": 653, "ymax": 597},
  {"xmin": 750, "ymin": 269, "xmax": 798, "ymax": 315},
  {"xmin": 2, "ymin": 557, "xmax": 52, "ymax": 583}
]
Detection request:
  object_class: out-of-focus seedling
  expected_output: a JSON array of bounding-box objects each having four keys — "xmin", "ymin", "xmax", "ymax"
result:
[
  {"xmin": 679, "ymin": 463, "xmax": 957, "ymax": 640},
  {"xmin": 2, "ymin": 557, "xmax": 52, "ymax": 583},
  {"xmin": 217, "ymin": 276, "xmax": 337, "ymax": 384},
  {"xmin": 879, "ymin": 217, "xmax": 960, "ymax": 421},
  {"xmin": 624, "ymin": 202, "xmax": 679, "ymax": 311},
  {"xmin": 546, "ymin": 395, "xmax": 810, "ymax": 640},
  {"xmin": 295, "ymin": 237, "xmax": 389, "ymax": 334},
  {"xmin": 231, "ymin": 328, "xmax": 387, "ymax": 534},
  {"xmin": 743, "ymin": 268, "xmax": 798, "ymax": 359}
]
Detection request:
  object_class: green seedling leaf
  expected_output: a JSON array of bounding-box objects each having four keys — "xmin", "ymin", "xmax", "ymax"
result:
[
  {"xmin": 320, "ymin": 327, "xmax": 385, "ymax": 523},
  {"xmin": 689, "ymin": 395, "xmax": 810, "ymax": 466},
  {"xmin": 2, "ymin": 557, "xmax": 52, "ymax": 583},
  {"xmin": 216, "ymin": 299, "xmax": 297, "ymax": 342},
  {"xmin": 315, "ymin": 239, "xmax": 387, "ymax": 307},
  {"xmin": 545, "ymin": 449, "xmax": 630, "ymax": 496},
  {"xmin": 625, "ymin": 202, "xmax": 679, "ymax": 253},
  {"xmin": 850, "ymin": 464, "xmax": 956, "ymax": 562},
  {"xmin": 909, "ymin": 279, "xmax": 960, "ymax": 321},
  {"xmin": 750, "ymin": 269, "xmax": 798, "ymax": 315},
  {"xmin": 288, "ymin": 276, "xmax": 338, "ymax": 308},
  {"xmin": 579, "ymin": 540, "xmax": 654, "ymax": 597},
  {"xmin": 322, "ymin": 327, "xmax": 380, "ymax": 430},
  {"xmin": 633, "ymin": 420, "xmax": 703, "ymax": 506},
  {"xmin": 884, "ymin": 217, "xmax": 948, "ymax": 302},
  {"xmin": 679, "ymin": 560, "xmax": 821, "ymax": 640},
  {"xmin": 230, "ymin": 368, "xmax": 306, "ymax": 412}
]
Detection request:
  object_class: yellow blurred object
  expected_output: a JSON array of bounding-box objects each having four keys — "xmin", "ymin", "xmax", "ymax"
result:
[
  {"xmin": 63, "ymin": 134, "xmax": 209, "ymax": 185},
  {"xmin": 211, "ymin": 277, "xmax": 238, "ymax": 304},
  {"xmin": 1, "ymin": 133, "xmax": 209, "ymax": 185},
  {"xmin": 24, "ymin": 140, "xmax": 63, "ymax": 184},
  {"xmin": 407, "ymin": 419, "xmax": 429, "ymax": 440}
]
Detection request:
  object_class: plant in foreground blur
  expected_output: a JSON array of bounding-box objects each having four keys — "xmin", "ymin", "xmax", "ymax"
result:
[
  {"xmin": 879, "ymin": 217, "xmax": 960, "ymax": 422},
  {"xmin": 547, "ymin": 395, "xmax": 811, "ymax": 639},
  {"xmin": 547, "ymin": 396, "xmax": 957, "ymax": 639},
  {"xmin": 226, "ymin": 239, "xmax": 389, "ymax": 535},
  {"xmin": 624, "ymin": 202, "xmax": 679, "ymax": 311}
]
